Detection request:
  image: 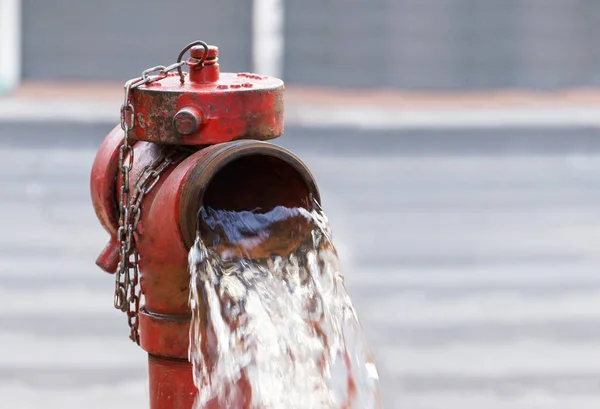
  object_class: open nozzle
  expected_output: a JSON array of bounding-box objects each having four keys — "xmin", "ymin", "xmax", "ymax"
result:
[{"xmin": 178, "ymin": 141, "xmax": 321, "ymax": 259}]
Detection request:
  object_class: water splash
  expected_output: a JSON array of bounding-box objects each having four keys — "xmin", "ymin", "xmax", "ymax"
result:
[{"xmin": 188, "ymin": 204, "xmax": 381, "ymax": 408}]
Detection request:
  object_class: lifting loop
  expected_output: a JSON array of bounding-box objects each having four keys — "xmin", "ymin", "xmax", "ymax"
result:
[{"xmin": 177, "ymin": 40, "xmax": 209, "ymax": 84}]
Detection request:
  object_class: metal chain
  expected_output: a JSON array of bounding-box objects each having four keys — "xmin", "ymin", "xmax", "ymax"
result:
[{"xmin": 116, "ymin": 61, "xmax": 190, "ymax": 344}]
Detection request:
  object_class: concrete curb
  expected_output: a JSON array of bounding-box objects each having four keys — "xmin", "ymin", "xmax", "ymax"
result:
[{"xmin": 2, "ymin": 98, "xmax": 600, "ymax": 130}]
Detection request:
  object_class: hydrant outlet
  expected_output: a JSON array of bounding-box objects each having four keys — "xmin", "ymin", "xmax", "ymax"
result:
[{"xmin": 176, "ymin": 140, "xmax": 320, "ymax": 252}]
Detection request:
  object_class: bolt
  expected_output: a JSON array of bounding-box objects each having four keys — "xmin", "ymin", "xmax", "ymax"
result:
[{"xmin": 173, "ymin": 107, "xmax": 202, "ymax": 135}]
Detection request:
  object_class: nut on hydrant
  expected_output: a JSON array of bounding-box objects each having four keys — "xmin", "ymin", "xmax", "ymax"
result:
[
  {"xmin": 90, "ymin": 41, "xmax": 320, "ymax": 409},
  {"xmin": 173, "ymin": 107, "xmax": 202, "ymax": 135}
]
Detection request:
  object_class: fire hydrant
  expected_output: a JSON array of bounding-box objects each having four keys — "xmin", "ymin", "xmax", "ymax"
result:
[{"xmin": 90, "ymin": 41, "xmax": 320, "ymax": 409}]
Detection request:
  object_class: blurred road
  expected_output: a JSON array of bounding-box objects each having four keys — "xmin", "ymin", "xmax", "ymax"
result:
[{"xmin": 2, "ymin": 122, "xmax": 600, "ymax": 409}]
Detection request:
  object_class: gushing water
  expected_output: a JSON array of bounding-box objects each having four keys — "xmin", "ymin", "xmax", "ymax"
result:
[{"xmin": 188, "ymin": 203, "xmax": 381, "ymax": 408}]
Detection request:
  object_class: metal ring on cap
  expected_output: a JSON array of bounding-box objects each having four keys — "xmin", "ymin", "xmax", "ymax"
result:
[{"xmin": 176, "ymin": 41, "xmax": 209, "ymax": 84}]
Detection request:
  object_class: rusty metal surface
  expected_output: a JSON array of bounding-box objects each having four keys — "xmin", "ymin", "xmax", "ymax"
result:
[
  {"xmin": 132, "ymin": 73, "xmax": 284, "ymax": 145},
  {"xmin": 173, "ymin": 107, "xmax": 202, "ymax": 135}
]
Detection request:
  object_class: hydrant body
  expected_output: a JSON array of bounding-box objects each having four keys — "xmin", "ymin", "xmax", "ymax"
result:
[{"xmin": 90, "ymin": 43, "xmax": 320, "ymax": 409}]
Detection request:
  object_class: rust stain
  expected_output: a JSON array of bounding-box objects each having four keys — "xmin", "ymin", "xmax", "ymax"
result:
[
  {"xmin": 131, "ymin": 78, "xmax": 283, "ymax": 145},
  {"xmin": 143, "ymin": 90, "xmax": 183, "ymax": 143}
]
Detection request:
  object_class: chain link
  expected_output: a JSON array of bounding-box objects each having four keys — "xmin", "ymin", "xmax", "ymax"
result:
[{"xmin": 116, "ymin": 60, "xmax": 189, "ymax": 344}]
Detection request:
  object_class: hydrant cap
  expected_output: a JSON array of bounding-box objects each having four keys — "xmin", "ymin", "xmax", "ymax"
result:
[{"xmin": 190, "ymin": 45, "xmax": 218, "ymax": 60}]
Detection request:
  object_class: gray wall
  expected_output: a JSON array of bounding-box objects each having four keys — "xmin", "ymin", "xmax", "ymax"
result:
[
  {"xmin": 284, "ymin": 0, "xmax": 600, "ymax": 90},
  {"xmin": 21, "ymin": 0, "xmax": 600, "ymax": 90},
  {"xmin": 22, "ymin": 0, "xmax": 253, "ymax": 81}
]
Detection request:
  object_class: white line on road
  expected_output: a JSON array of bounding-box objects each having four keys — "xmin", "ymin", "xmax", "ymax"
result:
[
  {"xmin": 380, "ymin": 340, "xmax": 600, "ymax": 377},
  {"xmin": 388, "ymin": 393, "xmax": 600, "ymax": 409},
  {"xmin": 363, "ymin": 290, "xmax": 600, "ymax": 326},
  {"xmin": 344, "ymin": 264, "xmax": 600, "ymax": 289},
  {"xmin": 0, "ymin": 381, "xmax": 148, "ymax": 409},
  {"xmin": 0, "ymin": 332, "xmax": 146, "ymax": 367},
  {"xmin": 0, "ymin": 287, "xmax": 116, "ymax": 315}
]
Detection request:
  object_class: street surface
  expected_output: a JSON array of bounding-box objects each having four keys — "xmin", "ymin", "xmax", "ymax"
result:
[{"xmin": 2, "ymin": 122, "xmax": 600, "ymax": 408}]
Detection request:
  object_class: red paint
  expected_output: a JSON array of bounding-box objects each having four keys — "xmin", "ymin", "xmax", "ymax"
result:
[
  {"xmin": 188, "ymin": 45, "xmax": 220, "ymax": 84},
  {"xmin": 95, "ymin": 235, "xmax": 120, "ymax": 273},
  {"xmin": 90, "ymin": 42, "xmax": 321, "ymax": 409},
  {"xmin": 90, "ymin": 125, "xmax": 123, "ymax": 242},
  {"xmin": 131, "ymin": 73, "xmax": 284, "ymax": 145},
  {"xmin": 139, "ymin": 308, "xmax": 189, "ymax": 358},
  {"xmin": 129, "ymin": 44, "xmax": 284, "ymax": 146},
  {"xmin": 148, "ymin": 355, "xmax": 197, "ymax": 409}
]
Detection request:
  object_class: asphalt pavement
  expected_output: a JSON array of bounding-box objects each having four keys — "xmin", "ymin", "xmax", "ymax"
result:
[{"xmin": 2, "ymin": 122, "xmax": 600, "ymax": 409}]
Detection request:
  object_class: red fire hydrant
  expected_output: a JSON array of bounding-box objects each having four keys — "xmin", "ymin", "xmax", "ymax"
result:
[{"xmin": 90, "ymin": 41, "xmax": 320, "ymax": 409}]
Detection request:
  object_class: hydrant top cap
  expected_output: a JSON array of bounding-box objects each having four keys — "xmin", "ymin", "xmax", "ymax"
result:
[{"xmin": 191, "ymin": 45, "xmax": 218, "ymax": 60}]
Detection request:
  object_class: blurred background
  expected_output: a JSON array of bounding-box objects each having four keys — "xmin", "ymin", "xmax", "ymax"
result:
[{"xmin": 2, "ymin": 1, "xmax": 600, "ymax": 408}]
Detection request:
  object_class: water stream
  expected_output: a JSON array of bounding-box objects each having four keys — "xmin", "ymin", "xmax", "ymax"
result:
[{"xmin": 188, "ymin": 203, "xmax": 382, "ymax": 408}]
